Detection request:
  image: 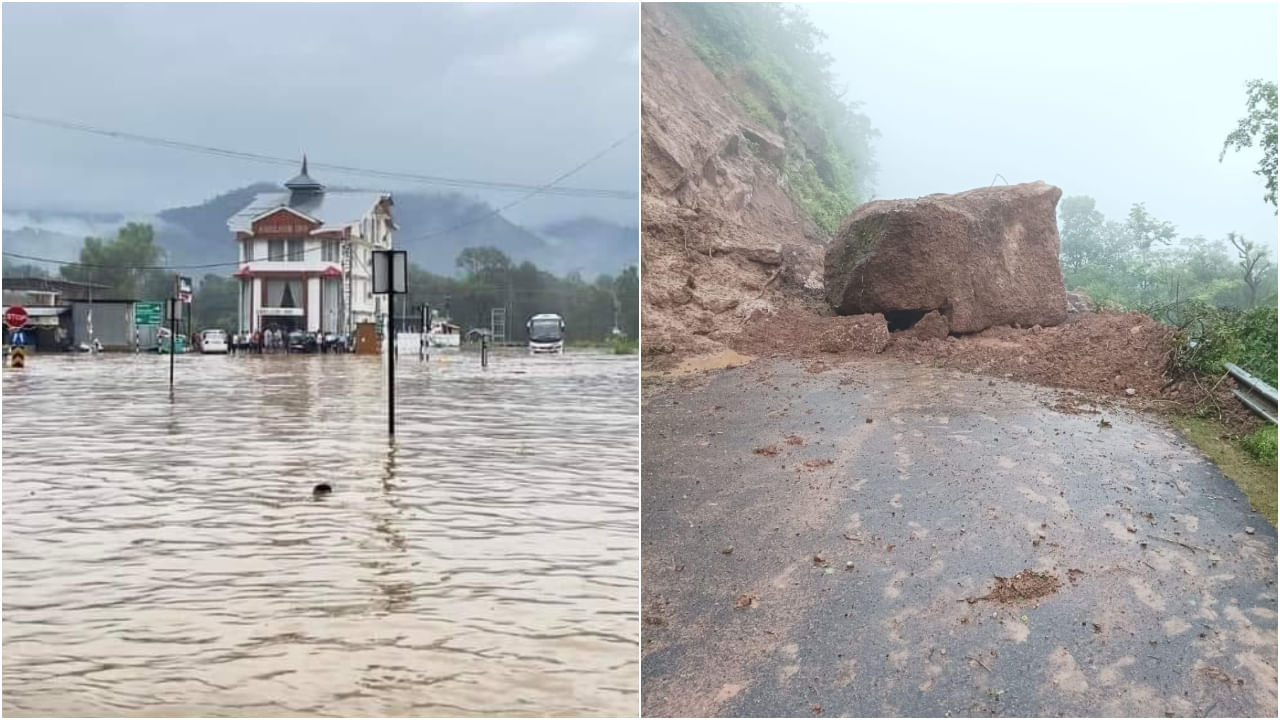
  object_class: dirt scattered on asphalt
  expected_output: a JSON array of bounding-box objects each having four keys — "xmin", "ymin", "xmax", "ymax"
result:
[
  {"xmin": 969, "ymin": 569, "xmax": 1063, "ymax": 604},
  {"xmin": 644, "ymin": 595, "xmax": 670, "ymax": 626},
  {"xmin": 734, "ymin": 594, "xmax": 758, "ymax": 610},
  {"xmin": 802, "ymin": 459, "xmax": 834, "ymax": 469},
  {"xmin": 784, "ymin": 435, "xmax": 805, "ymax": 446},
  {"xmin": 754, "ymin": 445, "xmax": 780, "ymax": 457}
]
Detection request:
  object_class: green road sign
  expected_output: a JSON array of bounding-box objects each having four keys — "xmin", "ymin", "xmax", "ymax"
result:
[{"xmin": 134, "ymin": 301, "xmax": 163, "ymax": 326}]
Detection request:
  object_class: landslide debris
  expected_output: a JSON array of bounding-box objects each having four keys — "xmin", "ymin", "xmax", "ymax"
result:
[{"xmin": 641, "ymin": 5, "xmax": 833, "ymax": 366}]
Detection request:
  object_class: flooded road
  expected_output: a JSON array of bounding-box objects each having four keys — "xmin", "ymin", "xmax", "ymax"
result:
[{"xmin": 3, "ymin": 349, "xmax": 639, "ymax": 717}]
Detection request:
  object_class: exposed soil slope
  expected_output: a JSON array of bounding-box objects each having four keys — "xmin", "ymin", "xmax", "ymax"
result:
[{"xmin": 641, "ymin": 4, "xmax": 829, "ymax": 364}]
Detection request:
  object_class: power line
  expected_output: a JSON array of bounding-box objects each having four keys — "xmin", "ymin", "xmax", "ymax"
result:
[
  {"xmin": 4, "ymin": 111, "xmax": 636, "ymax": 200},
  {"xmin": 2, "ymin": 130, "xmax": 638, "ymax": 272}
]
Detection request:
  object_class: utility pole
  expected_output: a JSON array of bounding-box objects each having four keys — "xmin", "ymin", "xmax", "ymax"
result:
[
  {"xmin": 372, "ymin": 250, "xmax": 407, "ymax": 436},
  {"xmin": 168, "ymin": 296, "xmax": 176, "ymax": 391}
]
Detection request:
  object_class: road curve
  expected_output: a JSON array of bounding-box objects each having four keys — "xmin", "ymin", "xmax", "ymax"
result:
[{"xmin": 642, "ymin": 357, "xmax": 1276, "ymax": 717}]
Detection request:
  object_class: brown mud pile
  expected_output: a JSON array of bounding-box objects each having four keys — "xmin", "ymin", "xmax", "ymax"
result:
[{"xmin": 967, "ymin": 569, "xmax": 1063, "ymax": 605}]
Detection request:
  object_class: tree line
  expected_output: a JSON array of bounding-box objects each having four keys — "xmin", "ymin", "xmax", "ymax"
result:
[{"xmin": 4, "ymin": 224, "xmax": 639, "ymax": 345}]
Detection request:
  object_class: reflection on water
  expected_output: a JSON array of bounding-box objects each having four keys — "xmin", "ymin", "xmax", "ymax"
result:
[{"xmin": 2, "ymin": 350, "xmax": 639, "ymax": 717}]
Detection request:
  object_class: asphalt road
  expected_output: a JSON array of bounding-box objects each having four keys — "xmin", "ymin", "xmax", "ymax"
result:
[{"xmin": 641, "ymin": 357, "xmax": 1277, "ymax": 717}]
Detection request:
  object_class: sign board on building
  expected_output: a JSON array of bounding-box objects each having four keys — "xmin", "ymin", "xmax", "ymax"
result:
[
  {"xmin": 258, "ymin": 307, "xmax": 305, "ymax": 317},
  {"xmin": 4, "ymin": 306, "xmax": 29, "ymax": 330},
  {"xmin": 134, "ymin": 302, "xmax": 163, "ymax": 326}
]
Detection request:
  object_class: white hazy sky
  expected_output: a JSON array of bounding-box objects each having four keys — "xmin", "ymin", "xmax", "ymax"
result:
[
  {"xmin": 2, "ymin": 2, "xmax": 639, "ymax": 227},
  {"xmin": 807, "ymin": 1, "xmax": 1278, "ymax": 250}
]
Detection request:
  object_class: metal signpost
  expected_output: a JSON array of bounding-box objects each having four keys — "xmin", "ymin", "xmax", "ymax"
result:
[
  {"xmin": 419, "ymin": 303, "xmax": 431, "ymax": 362},
  {"xmin": 6, "ymin": 306, "xmax": 29, "ymax": 368},
  {"xmin": 168, "ymin": 297, "xmax": 177, "ymax": 390},
  {"xmin": 372, "ymin": 250, "xmax": 408, "ymax": 436},
  {"xmin": 169, "ymin": 275, "xmax": 192, "ymax": 392}
]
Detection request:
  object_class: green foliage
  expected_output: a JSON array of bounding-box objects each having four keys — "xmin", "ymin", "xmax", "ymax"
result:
[
  {"xmin": 412, "ymin": 247, "xmax": 637, "ymax": 343},
  {"xmin": 1241, "ymin": 425, "xmax": 1278, "ymax": 464},
  {"xmin": 1060, "ymin": 196, "xmax": 1278, "ymax": 312},
  {"xmin": 192, "ymin": 274, "xmax": 239, "ymax": 332},
  {"xmin": 675, "ymin": 2, "xmax": 876, "ymax": 234},
  {"xmin": 1169, "ymin": 302, "xmax": 1277, "ymax": 387},
  {"xmin": 2, "ymin": 259, "xmax": 50, "ymax": 278},
  {"xmin": 1220, "ymin": 79, "xmax": 1278, "ymax": 210},
  {"xmin": 1061, "ymin": 196, "xmax": 1278, "ymax": 389},
  {"xmin": 59, "ymin": 223, "xmax": 172, "ymax": 301}
]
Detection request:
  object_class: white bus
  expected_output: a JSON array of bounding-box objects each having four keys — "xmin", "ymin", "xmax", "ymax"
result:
[{"xmin": 527, "ymin": 313, "xmax": 565, "ymax": 354}]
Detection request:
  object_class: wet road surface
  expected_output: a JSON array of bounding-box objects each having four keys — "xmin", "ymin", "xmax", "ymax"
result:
[
  {"xmin": 4, "ymin": 349, "xmax": 638, "ymax": 717},
  {"xmin": 642, "ymin": 357, "xmax": 1276, "ymax": 717}
]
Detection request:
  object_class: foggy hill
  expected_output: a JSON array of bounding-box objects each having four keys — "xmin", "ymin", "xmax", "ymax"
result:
[{"xmin": 5, "ymin": 186, "xmax": 637, "ymax": 279}]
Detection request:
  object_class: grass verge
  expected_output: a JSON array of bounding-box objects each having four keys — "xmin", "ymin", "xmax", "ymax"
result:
[{"xmin": 1176, "ymin": 415, "xmax": 1277, "ymax": 527}]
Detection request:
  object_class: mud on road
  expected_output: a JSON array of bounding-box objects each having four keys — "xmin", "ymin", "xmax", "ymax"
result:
[{"xmin": 641, "ymin": 357, "xmax": 1276, "ymax": 717}]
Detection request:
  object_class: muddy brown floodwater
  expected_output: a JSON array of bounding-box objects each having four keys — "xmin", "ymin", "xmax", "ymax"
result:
[{"xmin": 3, "ymin": 349, "xmax": 638, "ymax": 717}]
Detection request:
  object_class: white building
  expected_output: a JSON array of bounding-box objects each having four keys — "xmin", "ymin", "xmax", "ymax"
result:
[{"xmin": 227, "ymin": 158, "xmax": 395, "ymax": 334}]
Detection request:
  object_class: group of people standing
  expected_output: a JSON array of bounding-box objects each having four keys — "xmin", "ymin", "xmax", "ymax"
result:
[
  {"xmin": 230, "ymin": 327, "xmax": 287, "ymax": 355},
  {"xmin": 228, "ymin": 327, "xmax": 350, "ymax": 355}
]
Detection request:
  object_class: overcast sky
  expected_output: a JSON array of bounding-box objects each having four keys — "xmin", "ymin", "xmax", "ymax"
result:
[
  {"xmin": 806, "ymin": 1, "xmax": 1277, "ymax": 252},
  {"xmin": 2, "ymin": 2, "xmax": 638, "ymax": 228}
]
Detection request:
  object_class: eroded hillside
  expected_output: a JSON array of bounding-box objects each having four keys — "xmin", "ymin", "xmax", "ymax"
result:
[{"xmin": 641, "ymin": 4, "xmax": 833, "ymax": 365}]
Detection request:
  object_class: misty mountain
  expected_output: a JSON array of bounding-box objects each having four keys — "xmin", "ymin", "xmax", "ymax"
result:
[
  {"xmin": 535, "ymin": 217, "xmax": 639, "ymax": 279},
  {"xmin": 5, "ymin": 185, "xmax": 636, "ymax": 279}
]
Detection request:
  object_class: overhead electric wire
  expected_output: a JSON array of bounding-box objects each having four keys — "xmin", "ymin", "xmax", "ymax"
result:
[
  {"xmin": 4, "ymin": 111, "xmax": 636, "ymax": 200},
  {"xmin": 2, "ymin": 130, "xmax": 638, "ymax": 272}
]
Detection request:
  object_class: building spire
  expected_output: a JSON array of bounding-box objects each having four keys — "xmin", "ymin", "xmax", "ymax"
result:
[{"xmin": 284, "ymin": 154, "xmax": 324, "ymax": 195}]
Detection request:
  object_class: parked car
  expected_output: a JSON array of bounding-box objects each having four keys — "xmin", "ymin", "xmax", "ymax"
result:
[
  {"xmin": 287, "ymin": 330, "xmax": 318, "ymax": 353},
  {"xmin": 199, "ymin": 329, "xmax": 229, "ymax": 354}
]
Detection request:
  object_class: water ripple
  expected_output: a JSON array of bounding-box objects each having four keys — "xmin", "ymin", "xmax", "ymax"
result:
[{"xmin": 3, "ymin": 350, "xmax": 639, "ymax": 717}]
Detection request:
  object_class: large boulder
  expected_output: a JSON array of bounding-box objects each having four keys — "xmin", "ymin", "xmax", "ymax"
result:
[{"xmin": 824, "ymin": 182, "xmax": 1069, "ymax": 334}]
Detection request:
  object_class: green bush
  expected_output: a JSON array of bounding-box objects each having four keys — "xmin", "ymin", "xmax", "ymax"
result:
[
  {"xmin": 1241, "ymin": 425, "xmax": 1278, "ymax": 464},
  {"xmin": 674, "ymin": 3, "xmax": 875, "ymax": 235},
  {"xmin": 1171, "ymin": 302, "xmax": 1277, "ymax": 386}
]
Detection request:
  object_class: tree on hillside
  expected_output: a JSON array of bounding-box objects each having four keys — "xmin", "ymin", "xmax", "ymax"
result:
[
  {"xmin": 1059, "ymin": 196, "xmax": 1117, "ymax": 274},
  {"xmin": 614, "ymin": 265, "xmax": 639, "ymax": 338},
  {"xmin": 1227, "ymin": 232, "xmax": 1272, "ymax": 308},
  {"xmin": 1125, "ymin": 203, "xmax": 1177, "ymax": 252},
  {"xmin": 3, "ymin": 259, "xmax": 50, "ymax": 278},
  {"xmin": 456, "ymin": 246, "xmax": 513, "ymax": 281},
  {"xmin": 192, "ymin": 274, "xmax": 239, "ymax": 331},
  {"xmin": 1220, "ymin": 79, "xmax": 1278, "ymax": 210},
  {"xmin": 60, "ymin": 223, "xmax": 171, "ymax": 300}
]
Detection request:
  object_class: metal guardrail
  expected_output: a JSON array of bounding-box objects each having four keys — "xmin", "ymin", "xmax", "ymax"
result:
[{"xmin": 1224, "ymin": 362, "xmax": 1277, "ymax": 425}]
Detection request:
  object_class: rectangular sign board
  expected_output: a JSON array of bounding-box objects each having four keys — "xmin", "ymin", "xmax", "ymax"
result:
[
  {"xmin": 372, "ymin": 250, "xmax": 408, "ymax": 294},
  {"xmin": 134, "ymin": 301, "xmax": 163, "ymax": 326}
]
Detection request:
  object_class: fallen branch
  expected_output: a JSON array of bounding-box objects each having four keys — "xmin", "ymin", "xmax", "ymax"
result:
[
  {"xmin": 967, "ymin": 655, "xmax": 992, "ymax": 672},
  {"xmin": 1151, "ymin": 535, "xmax": 1208, "ymax": 553}
]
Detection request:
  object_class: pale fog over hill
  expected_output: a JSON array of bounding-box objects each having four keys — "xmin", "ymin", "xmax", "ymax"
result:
[
  {"xmin": 2, "ymin": 2, "xmax": 637, "ymax": 277},
  {"xmin": 3, "ymin": 190, "xmax": 638, "ymax": 279},
  {"xmin": 806, "ymin": 2, "xmax": 1278, "ymax": 252}
]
